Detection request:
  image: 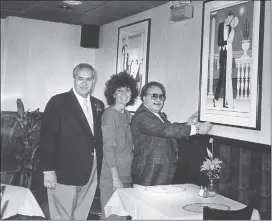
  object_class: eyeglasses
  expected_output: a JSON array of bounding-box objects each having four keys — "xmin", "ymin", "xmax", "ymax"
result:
[{"xmin": 146, "ymin": 93, "xmax": 166, "ymax": 101}]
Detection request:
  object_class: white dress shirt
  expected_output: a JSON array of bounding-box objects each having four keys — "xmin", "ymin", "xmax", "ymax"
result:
[{"xmin": 72, "ymin": 87, "xmax": 94, "ymax": 133}]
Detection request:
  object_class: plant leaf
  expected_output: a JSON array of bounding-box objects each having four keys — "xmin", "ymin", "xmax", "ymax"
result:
[
  {"xmin": 32, "ymin": 108, "xmax": 40, "ymax": 116},
  {"xmin": 12, "ymin": 115, "xmax": 22, "ymax": 123},
  {"xmin": 17, "ymin": 99, "xmax": 25, "ymax": 117},
  {"xmin": 24, "ymin": 109, "xmax": 30, "ymax": 118}
]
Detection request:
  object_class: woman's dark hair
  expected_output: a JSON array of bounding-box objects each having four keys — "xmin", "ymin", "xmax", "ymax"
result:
[
  {"xmin": 140, "ymin": 81, "xmax": 166, "ymax": 101},
  {"xmin": 104, "ymin": 71, "xmax": 138, "ymax": 106}
]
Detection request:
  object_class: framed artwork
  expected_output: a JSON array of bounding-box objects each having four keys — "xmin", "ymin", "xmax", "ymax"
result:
[
  {"xmin": 199, "ymin": 0, "xmax": 265, "ymax": 130},
  {"xmin": 116, "ymin": 19, "xmax": 151, "ymax": 112}
]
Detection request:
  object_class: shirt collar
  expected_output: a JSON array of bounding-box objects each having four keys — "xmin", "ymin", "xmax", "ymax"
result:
[
  {"xmin": 144, "ymin": 104, "xmax": 164, "ymax": 120},
  {"xmin": 73, "ymin": 87, "xmax": 90, "ymax": 105}
]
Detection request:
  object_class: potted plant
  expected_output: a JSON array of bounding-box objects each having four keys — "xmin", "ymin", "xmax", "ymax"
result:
[
  {"xmin": 1, "ymin": 113, "xmax": 20, "ymax": 185},
  {"xmin": 6, "ymin": 99, "xmax": 42, "ymax": 188}
]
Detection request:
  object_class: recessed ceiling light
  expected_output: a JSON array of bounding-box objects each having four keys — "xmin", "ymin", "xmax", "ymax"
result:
[{"xmin": 63, "ymin": 1, "xmax": 83, "ymax": 6}]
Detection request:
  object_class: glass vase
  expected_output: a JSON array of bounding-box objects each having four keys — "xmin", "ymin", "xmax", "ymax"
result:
[{"xmin": 207, "ymin": 178, "xmax": 217, "ymax": 197}]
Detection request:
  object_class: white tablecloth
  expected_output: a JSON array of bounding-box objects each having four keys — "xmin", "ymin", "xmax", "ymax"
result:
[
  {"xmin": 104, "ymin": 183, "xmax": 260, "ymax": 220},
  {"xmin": 1, "ymin": 184, "xmax": 45, "ymax": 219}
]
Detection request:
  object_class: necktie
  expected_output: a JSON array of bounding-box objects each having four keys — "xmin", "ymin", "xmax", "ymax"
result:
[
  {"xmin": 83, "ymin": 99, "xmax": 93, "ymax": 132},
  {"xmin": 83, "ymin": 99, "xmax": 90, "ymax": 115}
]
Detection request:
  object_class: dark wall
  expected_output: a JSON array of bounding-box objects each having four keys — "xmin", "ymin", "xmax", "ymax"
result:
[
  {"xmin": 2, "ymin": 112, "xmax": 271, "ymax": 219},
  {"xmin": 174, "ymin": 135, "xmax": 271, "ymax": 220}
]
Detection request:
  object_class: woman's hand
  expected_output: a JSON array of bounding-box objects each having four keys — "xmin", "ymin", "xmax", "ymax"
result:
[{"xmin": 113, "ymin": 178, "xmax": 123, "ymax": 191}]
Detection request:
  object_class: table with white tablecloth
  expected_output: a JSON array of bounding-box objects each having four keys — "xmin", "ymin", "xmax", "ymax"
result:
[
  {"xmin": 1, "ymin": 184, "xmax": 45, "ymax": 219},
  {"xmin": 104, "ymin": 183, "xmax": 260, "ymax": 220}
]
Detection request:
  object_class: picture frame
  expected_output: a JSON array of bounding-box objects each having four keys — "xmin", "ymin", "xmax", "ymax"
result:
[
  {"xmin": 116, "ymin": 19, "xmax": 151, "ymax": 112},
  {"xmin": 198, "ymin": 0, "xmax": 265, "ymax": 130}
]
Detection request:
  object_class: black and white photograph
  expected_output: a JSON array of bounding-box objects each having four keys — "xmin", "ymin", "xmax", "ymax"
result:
[{"xmin": 1, "ymin": 1, "xmax": 270, "ymax": 220}]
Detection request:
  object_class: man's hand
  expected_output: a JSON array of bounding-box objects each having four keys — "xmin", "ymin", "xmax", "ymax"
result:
[
  {"xmin": 187, "ymin": 111, "xmax": 199, "ymax": 125},
  {"xmin": 112, "ymin": 178, "xmax": 123, "ymax": 191},
  {"xmin": 196, "ymin": 121, "xmax": 213, "ymax": 134},
  {"xmin": 44, "ymin": 171, "xmax": 57, "ymax": 190}
]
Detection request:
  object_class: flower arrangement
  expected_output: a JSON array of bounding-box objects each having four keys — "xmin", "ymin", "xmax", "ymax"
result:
[{"xmin": 200, "ymin": 147, "xmax": 222, "ymax": 180}]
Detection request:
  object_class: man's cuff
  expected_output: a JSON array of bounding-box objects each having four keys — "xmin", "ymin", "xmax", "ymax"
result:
[{"xmin": 190, "ymin": 125, "xmax": 197, "ymax": 135}]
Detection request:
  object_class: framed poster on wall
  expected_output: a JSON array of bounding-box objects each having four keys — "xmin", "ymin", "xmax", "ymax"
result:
[
  {"xmin": 198, "ymin": 0, "xmax": 265, "ymax": 130},
  {"xmin": 116, "ymin": 19, "xmax": 151, "ymax": 112}
]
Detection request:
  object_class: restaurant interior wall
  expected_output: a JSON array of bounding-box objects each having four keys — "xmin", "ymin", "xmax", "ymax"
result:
[
  {"xmin": 0, "ymin": 17, "xmax": 96, "ymax": 112},
  {"xmin": 95, "ymin": 1, "xmax": 271, "ymax": 145}
]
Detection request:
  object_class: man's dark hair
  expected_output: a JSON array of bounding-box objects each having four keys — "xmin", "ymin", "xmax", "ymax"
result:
[
  {"xmin": 227, "ymin": 11, "xmax": 234, "ymax": 17},
  {"xmin": 140, "ymin": 81, "xmax": 166, "ymax": 101}
]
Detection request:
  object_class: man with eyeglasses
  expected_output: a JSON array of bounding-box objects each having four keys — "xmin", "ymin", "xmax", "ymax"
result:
[
  {"xmin": 39, "ymin": 63, "xmax": 104, "ymax": 219},
  {"xmin": 131, "ymin": 81, "xmax": 212, "ymax": 186}
]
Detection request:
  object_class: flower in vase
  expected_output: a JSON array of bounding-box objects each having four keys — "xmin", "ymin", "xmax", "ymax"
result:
[{"xmin": 200, "ymin": 148, "xmax": 222, "ymax": 180}]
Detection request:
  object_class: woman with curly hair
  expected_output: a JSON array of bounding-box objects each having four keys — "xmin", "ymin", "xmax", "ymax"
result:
[{"xmin": 99, "ymin": 71, "xmax": 138, "ymax": 219}]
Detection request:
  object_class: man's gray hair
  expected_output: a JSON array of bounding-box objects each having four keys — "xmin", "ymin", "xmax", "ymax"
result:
[{"xmin": 73, "ymin": 63, "xmax": 97, "ymax": 80}]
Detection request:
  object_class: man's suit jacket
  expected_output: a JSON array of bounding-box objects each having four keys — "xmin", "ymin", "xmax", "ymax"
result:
[
  {"xmin": 218, "ymin": 22, "xmax": 227, "ymax": 47},
  {"xmin": 130, "ymin": 104, "xmax": 191, "ymax": 185},
  {"xmin": 218, "ymin": 22, "xmax": 232, "ymax": 48},
  {"xmin": 39, "ymin": 89, "xmax": 104, "ymax": 186}
]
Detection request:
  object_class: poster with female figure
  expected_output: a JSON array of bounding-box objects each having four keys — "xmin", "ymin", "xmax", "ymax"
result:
[
  {"xmin": 225, "ymin": 16, "xmax": 239, "ymax": 109},
  {"xmin": 199, "ymin": 1, "xmax": 265, "ymax": 129},
  {"xmin": 117, "ymin": 19, "xmax": 151, "ymax": 112}
]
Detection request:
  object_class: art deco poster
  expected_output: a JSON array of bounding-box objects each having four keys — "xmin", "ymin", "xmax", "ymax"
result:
[
  {"xmin": 116, "ymin": 19, "xmax": 151, "ymax": 112},
  {"xmin": 199, "ymin": 1, "xmax": 265, "ymax": 129}
]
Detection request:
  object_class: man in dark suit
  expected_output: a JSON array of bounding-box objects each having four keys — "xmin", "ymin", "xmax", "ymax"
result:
[
  {"xmin": 39, "ymin": 63, "xmax": 104, "ymax": 220},
  {"xmin": 131, "ymin": 81, "xmax": 212, "ymax": 186},
  {"xmin": 213, "ymin": 11, "xmax": 234, "ymax": 107}
]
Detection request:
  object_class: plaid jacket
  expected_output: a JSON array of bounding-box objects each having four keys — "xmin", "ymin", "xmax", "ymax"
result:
[{"xmin": 131, "ymin": 104, "xmax": 191, "ymax": 186}]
